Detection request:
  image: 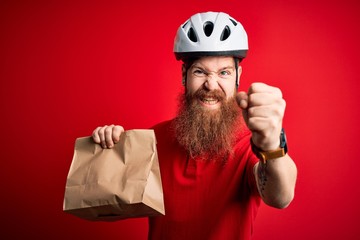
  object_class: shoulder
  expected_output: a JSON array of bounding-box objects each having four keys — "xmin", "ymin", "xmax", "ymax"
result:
[
  {"xmin": 152, "ymin": 119, "xmax": 173, "ymax": 133},
  {"xmin": 151, "ymin": 119, "xmax": 176, "ymax": 142}
]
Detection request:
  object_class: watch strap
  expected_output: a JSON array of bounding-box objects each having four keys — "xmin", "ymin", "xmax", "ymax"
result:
[{"xmin": 251, "ymin": 128, "xmax": 288, "ymax": 163}]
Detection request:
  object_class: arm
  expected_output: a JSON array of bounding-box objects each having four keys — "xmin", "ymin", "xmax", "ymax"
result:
[
  {"xmin": 254, "ymin": 154, "xmax": 297, "ymax": 209},
  {"xmin": 237, "ymin": 83, "xmax": 297, "ymax": 209}
]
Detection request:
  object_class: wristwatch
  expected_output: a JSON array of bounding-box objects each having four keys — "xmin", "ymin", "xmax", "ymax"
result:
[{"xmin": 251, "ymin": 128, "xmax": 288, "ymax": 164}]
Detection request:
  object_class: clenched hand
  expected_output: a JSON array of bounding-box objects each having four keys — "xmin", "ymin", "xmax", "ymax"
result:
[{"xmin": 237, "ymin": 83, "xmax": 286, "ymax": 151}]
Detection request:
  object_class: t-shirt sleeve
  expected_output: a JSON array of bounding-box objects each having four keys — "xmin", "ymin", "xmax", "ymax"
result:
[
  {"xmin": 247, "ymin": 150, "xmax": 260, "ymax": 196},
  {"xmin": 236, "ymin": 128, "xmax": 261, "ymax": 197}
]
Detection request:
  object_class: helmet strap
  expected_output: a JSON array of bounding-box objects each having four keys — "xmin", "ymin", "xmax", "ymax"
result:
[{"xmin": 235, "ymin": 58, "xmax": 240, "ymax": 89}]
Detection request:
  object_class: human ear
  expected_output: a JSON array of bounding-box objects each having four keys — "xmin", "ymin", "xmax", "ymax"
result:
[
  {"xmin": 181, "ymin": 64, "xmax": 187, "ymax": 86},
  {"xmin": 236, "ymin": 65, "xmax": 242, "ymax": 86}
]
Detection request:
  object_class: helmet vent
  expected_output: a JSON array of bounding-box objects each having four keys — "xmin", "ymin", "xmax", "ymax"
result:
[
  {"xmin": 229, "ymin": 18, "xmax": 237, "ymax": 26},
  {"xmin": 203, "ymin": 21, "xmax": 214, "ymax": 37},
  {"xmin": 188, "ymin": 27, "xmax": 198, "ymax": 42},
  {"xmin": 220, "ymin": 26, "xmax": 231, "ymax": 41}
]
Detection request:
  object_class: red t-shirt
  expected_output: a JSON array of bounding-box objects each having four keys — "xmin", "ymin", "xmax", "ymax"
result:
[{"xmin": 149, "ymin": 120, "xmax": 261, "ymax": 240}]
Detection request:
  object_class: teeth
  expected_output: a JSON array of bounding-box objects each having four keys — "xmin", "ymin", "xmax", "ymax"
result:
[{"xmin": 202, "ymin": 98, "xmax": 218, "ymax": 105}]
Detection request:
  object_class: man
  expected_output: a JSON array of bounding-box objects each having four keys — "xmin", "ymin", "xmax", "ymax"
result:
[{"xmin": 92, "ymin": 12, "xmax": 297, "ymax": 240}]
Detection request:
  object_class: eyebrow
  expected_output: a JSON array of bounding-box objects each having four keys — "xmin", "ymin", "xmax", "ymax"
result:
[{"xmin": 191, "ymin": 64, "xmax": 235, "ymax": 71}]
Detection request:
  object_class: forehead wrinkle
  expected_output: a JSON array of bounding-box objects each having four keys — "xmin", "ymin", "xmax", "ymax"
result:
[
  {"xmin": 191, "ymin": 63, "xmax": 235, "ymax": 73},
  {"xmin": 189, "ymin": 56, "xmax": 236, "ymax": 72}
]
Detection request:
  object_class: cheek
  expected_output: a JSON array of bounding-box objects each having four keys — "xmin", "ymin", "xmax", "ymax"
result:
[
  {"xmin": 186, "ymin": 79, "xmax": 203, "ymax": 94},
  {"xmin": 220, "ymin": 82, "xmax": 236, "ymax": 99}
]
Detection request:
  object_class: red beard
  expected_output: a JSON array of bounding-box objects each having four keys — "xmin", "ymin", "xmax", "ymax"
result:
[{"xmin": 173, "ymin": 88, "xmax": 243, "ymax": 160}]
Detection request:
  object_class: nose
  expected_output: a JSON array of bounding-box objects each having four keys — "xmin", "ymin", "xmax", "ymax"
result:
[{"xmin": 204, "ymin": 75, "xmax": 219, "ymax": 90}]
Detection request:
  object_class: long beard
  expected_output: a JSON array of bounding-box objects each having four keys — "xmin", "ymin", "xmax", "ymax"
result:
[{"xmin": 173, "ymin": 88, "xmax": 242, "ymax": 160}]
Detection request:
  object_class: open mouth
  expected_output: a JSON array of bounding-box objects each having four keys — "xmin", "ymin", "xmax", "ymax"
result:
[
  {"xmin": 191, "ymin": 89, "xmax": 225, "ymax": 109},
  {"xmin": 201, "ymin": 97, "xmax": 219, "ymax": 105}
]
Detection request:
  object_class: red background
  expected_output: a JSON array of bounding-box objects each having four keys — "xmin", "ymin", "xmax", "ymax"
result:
[{"xmin": 1, "ymin": 0, "xmax": 359, "ymax": 239}]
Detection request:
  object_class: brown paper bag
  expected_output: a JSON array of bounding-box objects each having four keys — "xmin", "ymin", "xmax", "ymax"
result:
[{"xmin": 63, "ymin": 129, "xmax": 165, "ymax": 221}]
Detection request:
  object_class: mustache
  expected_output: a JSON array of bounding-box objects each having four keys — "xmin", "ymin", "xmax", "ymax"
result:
[{"xmin": 187, "ymin": 88, "xmax": 226, "ymax": 102}]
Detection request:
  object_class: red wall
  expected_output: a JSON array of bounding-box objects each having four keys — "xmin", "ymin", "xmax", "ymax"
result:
[{"xmin": 1, "ymin": 0, "xmax": 359, "ymax": 239}]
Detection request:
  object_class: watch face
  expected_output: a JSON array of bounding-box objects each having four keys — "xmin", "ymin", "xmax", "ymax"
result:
[{"xmin": 280, "ymin": 128, "xmax": 288, "ymax": 153}]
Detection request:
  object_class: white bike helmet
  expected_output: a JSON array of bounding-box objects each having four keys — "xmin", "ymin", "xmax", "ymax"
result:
[{"xmin": 174, "ymin": 12, "xmax": 248, "ymax": 61}]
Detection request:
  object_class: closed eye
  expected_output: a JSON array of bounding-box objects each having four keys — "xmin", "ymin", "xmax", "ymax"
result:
[{"xmin": 192, "ymin": 68, "xmax": 206, "ymax": 76}]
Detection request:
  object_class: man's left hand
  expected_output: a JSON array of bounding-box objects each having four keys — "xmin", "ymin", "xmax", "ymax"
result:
[{"xmin": 237, "ymin": 82, "xmax": 286, "ymax": 151}]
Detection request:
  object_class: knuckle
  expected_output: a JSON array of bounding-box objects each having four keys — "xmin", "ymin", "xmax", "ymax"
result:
[
  {"xmin": 248, "ymin": 94, "xmax": 255, "ymax": 105},
  {"xmin": 115, "ymin": 125, "xmax": 124, "ymax": 132},
  {"xmin": 105, "ymin": 126, "xmax": 113, "ymax": 135},
  {"xmin": 248, "ymin": 107, "xmax": 256, "ymax": 117},
  {"xmin": 92, "ymin": 127, "xmax": 100, "ymax": 136},
  {"xmin": 249, "ymin": 83, "xmax": 257, "ymax": 93},
  {"xmin": 99, "ymin": 125, "xmax": 107, "ymax": 134},
  {"xmin": 269, "ymin": 118, "xmax": 279, "ymax": 130},
  {"xmin": 276, "ymin": 99, "xmax": 286, "ymax": 115},
  {"xmin": 275, "ymin": 87, "xmax": 283, "ymax": 97},
  {"xmin": 248, "ymin": 118, "xmax": 257, "ymax": 129},
  {"xmin": 261, "ymin": 129, "xmax": 272, "ymax": 140},
  {"xmin": 274, "ymin": 107, "xmax": 282, "ymax": 117}
]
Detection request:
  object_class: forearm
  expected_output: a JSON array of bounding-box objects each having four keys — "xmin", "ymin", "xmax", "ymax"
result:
[{"xmin": 254, "ymin": 154, "xmax": 297, "ymax": 209}]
